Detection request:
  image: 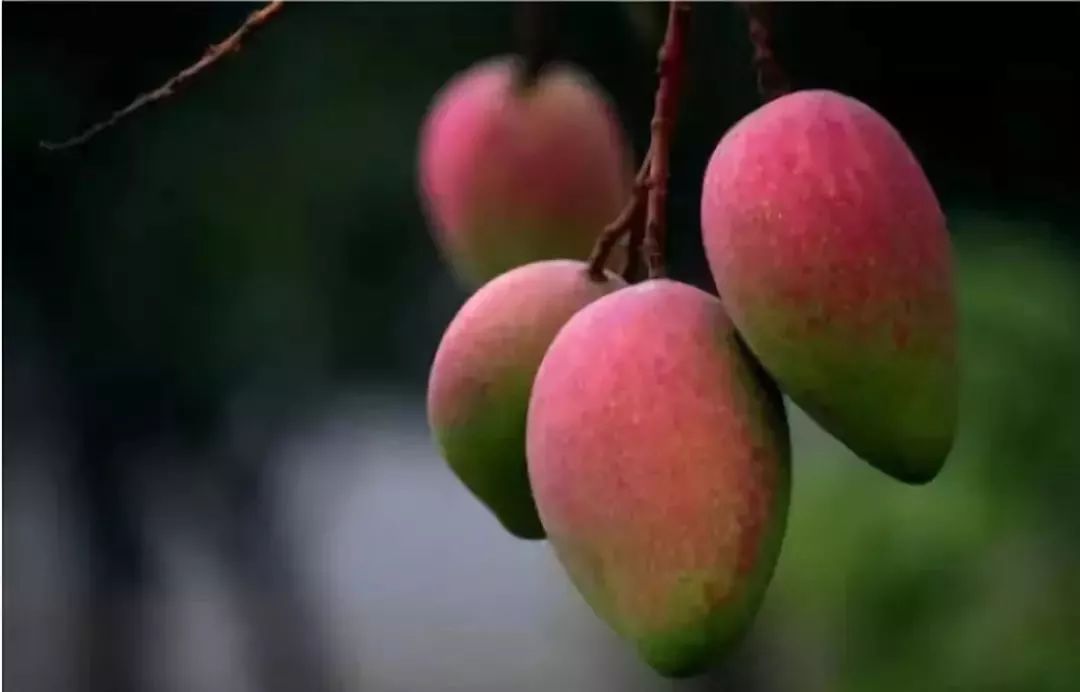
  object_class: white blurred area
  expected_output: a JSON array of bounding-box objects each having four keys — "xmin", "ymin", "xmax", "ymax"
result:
[{"xmin": 4, "ymin": 391, "xmax": 776, "ymax": 692}]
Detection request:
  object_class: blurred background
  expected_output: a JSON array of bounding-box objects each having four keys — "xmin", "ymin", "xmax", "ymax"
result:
[{"xmin": 4, "ymin": 3, "xmax": 1079, "ymax": 691}]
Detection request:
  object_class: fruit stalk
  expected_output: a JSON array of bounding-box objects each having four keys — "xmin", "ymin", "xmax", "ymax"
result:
[
  {"xmin": 515, "ymin": 1, "xmax": 554, "ymax": 89},
  {"xmin": 643, "ymin": 0, "xmax": 690, "ymax": 278},
  {"xmin": 585, "ymin": 146, "xmax": 652, "ymax": 281},
  {"xmin": 585, "ymin": 0, "xmax": 690, "ymax": 282}
]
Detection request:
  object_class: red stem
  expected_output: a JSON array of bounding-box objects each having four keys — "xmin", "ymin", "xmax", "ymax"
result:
[
  {"xmin": 586, "ymin": 147, "xmax": 651, "ymax": 281},
  {"xmin": 586, "ymin": 0, "xmax": 691, "ymax": 282},
  {"xmin": 40, "ymin": 1, "xmax": 284, "ymax": 151},
  {"xmin": 643, "ymin": 0, "xmax": 690, "ymax": 279}
]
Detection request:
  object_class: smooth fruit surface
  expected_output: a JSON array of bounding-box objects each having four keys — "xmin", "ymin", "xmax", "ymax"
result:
[
  {"xmin": 527, "ymin": 280, "xmax": 791, "ymax": 676},
  {"xmin": 428, "ymin": 260, "xmax": 626, "ymax": 539},
  {"xmin": 418, "ymin": 56, "xmax": 634, "ymax": 285},
  {"xmin": 701, "ymin": 89, "xmax": 958, "ymax": 483}
]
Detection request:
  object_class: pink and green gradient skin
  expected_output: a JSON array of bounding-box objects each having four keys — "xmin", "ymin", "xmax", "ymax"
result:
[
  {"xmin": 527, "ymin": 280, "xmax": 791, "ymax": 677},
  {"xmin": 701, "ymin": 90, "xmax": 958, "ymax": 484},
  {"xmin": 428, "ymin": 260, "xmax": 626, "ymax": 540},
  {"xmin": 418, "ymin": 56, "xmax": 634, "ymax": 286}
]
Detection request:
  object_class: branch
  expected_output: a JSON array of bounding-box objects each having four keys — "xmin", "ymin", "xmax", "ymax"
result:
[
  {"xmin": 586, "ymin": 0, "xmax": 691, "ymax": 282},
  {"xmin": 586, "ymin": 147, "xmax": 652, "ymax": 281},
  {"xmin": 740, "ymin": 2, "xmax": 790, "ymax": 102},
  {"xmin": 643, "ymin": 0, "xmax": 690, "ymax": 279},
  {"xmin": 39, "ymin": 1, "xmax": 285, "ymax": 152},
  {"xmin": 620, "ymin": 185, "xmax": 647, "ymax": 283}
]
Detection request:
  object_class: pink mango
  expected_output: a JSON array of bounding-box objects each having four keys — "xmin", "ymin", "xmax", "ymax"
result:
[
  {"xmin": 418, "ymin": 56, "xmax": 634, "ymax": 286},
  {"xmin": 527, "ymin": 280, "xmax": 790, "ymax": 676},
  {"xmin": 701, "ymin": 90, "xmax": 958, "ymax": 483},
  {"xmin": 428, "ymin": 260, "xmax": 625, "ymax": 539}
]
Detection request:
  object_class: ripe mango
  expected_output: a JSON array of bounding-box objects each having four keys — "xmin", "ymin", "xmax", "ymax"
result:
[
  {"xmin": 418, "ymin": 56, "xmax": 634, "ymax": 286},
  {"xmin": 527, "ymin": 280, "xmax": 790, "ymax": 676},
  {"xmin": 701, "ymin": 90, "xmax": 958, "ymax": 483},
  {"xmin": 428, "ymin": 260, "xmax": 626, "ymax": 539}
]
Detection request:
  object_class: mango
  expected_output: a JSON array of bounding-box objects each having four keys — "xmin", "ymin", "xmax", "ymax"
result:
[
  {"xmin": 418, "ymin": 56, "xmax": 634, "ymax": 286},
  {"xmin": 428, "ymin": 260, "xmax": 626, "ymax": 539},
  {"xmin": 527, "ymin": 280, "xmax": 791, "ymax": 676},
  {"xmin": 700, "ymin": 90, "xmax": 958, "ymax": 483}
]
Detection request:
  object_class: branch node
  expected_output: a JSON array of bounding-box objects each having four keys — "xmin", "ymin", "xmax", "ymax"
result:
[
  {"xmin": 586, "ymin": 149, "xmax": 652, "ymax": 282},
  {"xmin": 586, "ymin": 1, "xmax": 690, "ymax": 284},
  {"xmin": 643, "ymin": 0, "xmax": 690, "ymax": 279}
]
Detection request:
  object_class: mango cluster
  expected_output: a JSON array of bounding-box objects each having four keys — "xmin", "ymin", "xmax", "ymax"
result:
[{"xmin": 419, "ymin": 62, "xmax": 958, "ymax": 678}]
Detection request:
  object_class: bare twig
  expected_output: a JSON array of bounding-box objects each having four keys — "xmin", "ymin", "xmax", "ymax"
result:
[
  {"xmin": 40, "ymin": 1, "xmax": 285, "ymax": 152},
  {"xmin": 586, "ymin": 147, "xmax": 652, "ymax": 281},
  {"xmin": 643, "ymin": 0, "xmax": 690, "ymax": 278},
  {"xmin": 740, "ymin": 2, "xmax": 790, "ymax": 102},
  {"xmin": 621, "ymin": 193, "xmax": 647, "ymax": 283},
  {"xmin": 586, "ymin": 0, "xmax": 691, "ymax": 283}
]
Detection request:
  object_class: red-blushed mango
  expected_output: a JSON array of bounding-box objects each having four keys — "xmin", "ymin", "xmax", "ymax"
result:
[
  {"xmin": 527, "ymin": 280, "xmax": 791, "ymax": 676},
  {"xmin": 428, "ymin": 260, "xmax": 626, "ymax": 539},
  {"xmin": 418, "ymin": 56, "xmax": 634, "ymax": 286},
  {"xmin": 701, "ymin": 90, "xmax": 958, "ymax": 484}
]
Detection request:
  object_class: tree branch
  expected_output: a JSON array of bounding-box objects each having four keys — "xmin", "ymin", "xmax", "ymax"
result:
[
  {"xmin": 586, "ymin": 147, "xmax": 652, "ymax": 281},
  {"xmin": 586, "ymin": 0, "xmax": 690, "ymax": 282},
  {"xmin": 642, "ymin": 0, "xmax": 690, "ymax": 279},
  {"xmin": 40, "ymin": 1, "xmax": 285, "ymax": 152}
]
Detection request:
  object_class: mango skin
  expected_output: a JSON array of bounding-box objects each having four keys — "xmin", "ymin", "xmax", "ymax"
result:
[
  {"xmin": 527, "ymin": 280, "xmax": 791, "ymax": 676},
  {"xmin": 700, "ymin": 90, "xmax": 958, "ymax": 484},
  {"xmin": 428, "ymin": 260, "xmax": 626, "ymax": 539},
  {"xmin": 418, "ymin": 56, "xmax": 634, "ymax": 286}
]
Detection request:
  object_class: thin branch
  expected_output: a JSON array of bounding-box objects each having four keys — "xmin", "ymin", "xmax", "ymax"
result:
[
  {"xmin": 621, "ymin": 195, "xmax": 647, "ymax": 283},
  {"xmin": 586, "ymin": 0, "xmax": 691, "ymax": 283},
  {"xmin": 586, "ymin": 147, "xmax": 652, "ymax": 281},
  {"xmin": 740, "ymin": 2, "xmax": 790, "ymax": 102},
  {"xmin": 40, "ymin": 1, "xmax": 285, "ymax": 152},
  {"xmin": 643, "ymin": 0, "xmax": 690, "ymax": 279}
]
